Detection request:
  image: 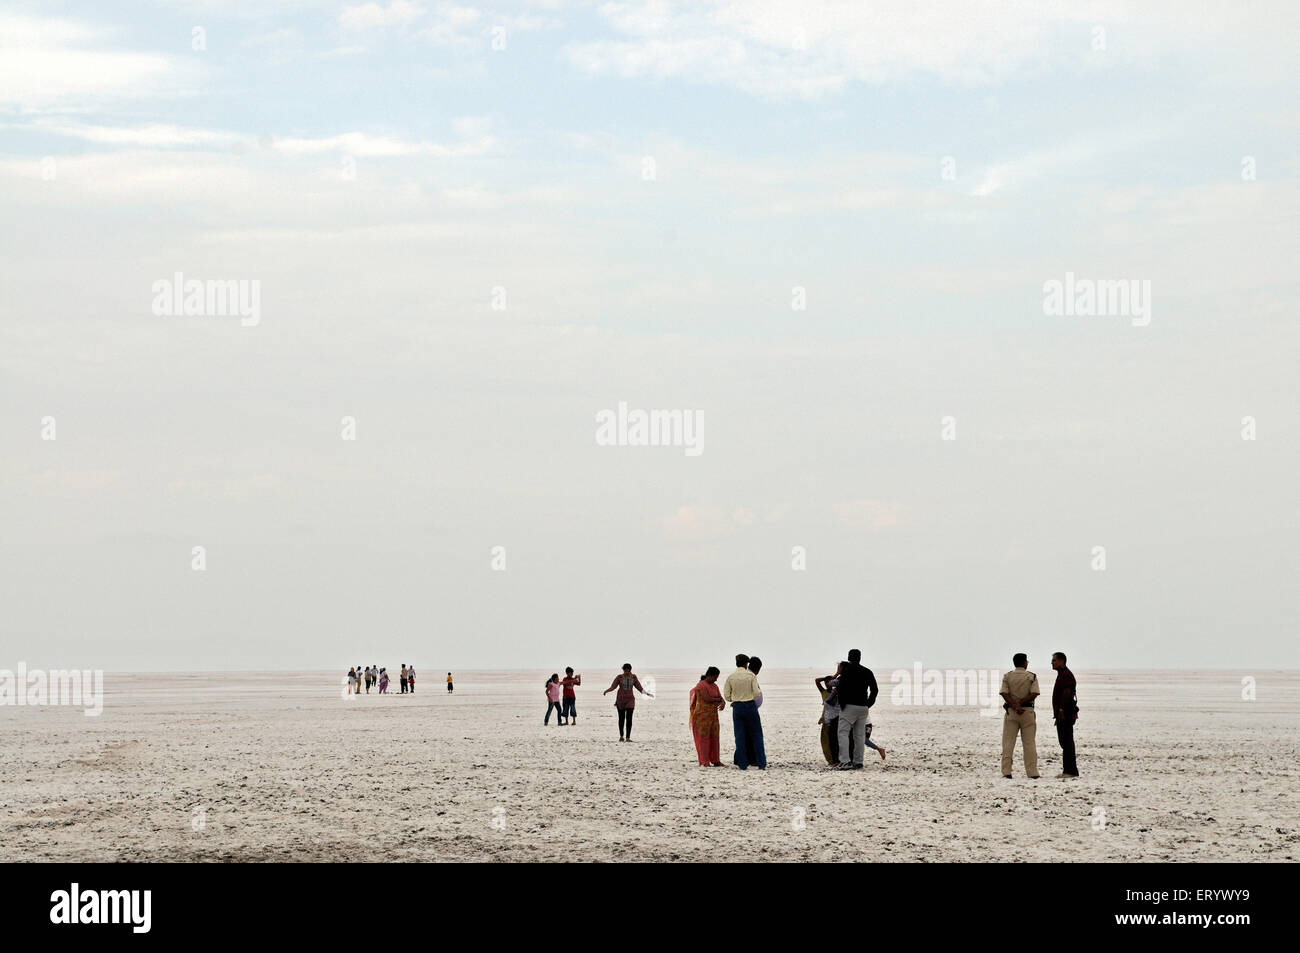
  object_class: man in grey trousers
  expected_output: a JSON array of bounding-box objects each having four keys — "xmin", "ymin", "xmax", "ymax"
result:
[{"xmin": 835, "ymin": 648, "xmax": 880, "ymax": 770}]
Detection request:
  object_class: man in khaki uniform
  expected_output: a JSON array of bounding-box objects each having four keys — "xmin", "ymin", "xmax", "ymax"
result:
[{"xmin": 1000, "ymin": 653, "xmax": 1040, "ymax": 778}]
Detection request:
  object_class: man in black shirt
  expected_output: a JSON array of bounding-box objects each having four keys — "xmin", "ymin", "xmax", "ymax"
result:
[
  {"xmin": 836, "ymin": 649, "xmax": 879, "ymax": 769},
  {"xmin": 1051, "ymin": 651, "xmax": 1079, "ymax": 778}
]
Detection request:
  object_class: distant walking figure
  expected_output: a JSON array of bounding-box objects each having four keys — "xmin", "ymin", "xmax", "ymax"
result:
[
  {"xmin": 1000, "ymin": 653, "xmax": 1040, "ymax": 778},
  {"xmin": 835, "ymin": 649, "xmax": 880, "ymax": 770},
  {"xmin": 347, "ymin": 667, "xmax": 357, "ymax": 695},
  {"xmin": 723, "ymin": 654, "xmax": 766, "ymax": 769},
  {"xmin": 1051, "ymin": 652, "xmax": 1079, "ymax": 779},
  {"xmin": 407, "ymin": 666, "xmax": 416, "ymax": 693},
  {"xmin": 400, "ymin": 664, "xmax": 408, "ymax": 694},
  {"xmin": 689, "ymin": 667, "xmax": 725, "ymax": 766},
  {"xmin": 560, "ymin": 667, "xmax": 581, "ymax": 725},
  {"xmin": 545, "ymin": 674, "xmax": 564, "ymax": 725},
  {"xmin": 603, "ymin": 664, "xmax": 651, "ymax": 741},
  {"xmin": 378, "ymin": 668, "xmax": 389, "ymax": 693},
  {"xmin": 446, "ymin": 672, "xmax": 454, "ymax": 693}
]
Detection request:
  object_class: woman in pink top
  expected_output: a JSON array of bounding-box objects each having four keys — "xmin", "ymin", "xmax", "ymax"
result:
[{"xmin": 544, "ymin": 674, "xmax": 564, "ymax": 725}]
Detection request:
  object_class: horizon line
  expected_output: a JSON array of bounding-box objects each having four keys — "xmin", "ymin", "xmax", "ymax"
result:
[{"xmin": 15, "ymin": 666, "xmax": 1294, "ymax": 675}]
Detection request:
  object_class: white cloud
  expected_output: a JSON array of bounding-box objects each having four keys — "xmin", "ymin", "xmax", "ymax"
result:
[
  {"xmin": 970, "ymin": 128, "xmax": 1167, "ymax": 197},
  {"xmin": 18, "ymin": 120, "xmax": 240, "ymax": 149},
  {"xmin": 339, "ymin": 2, "xmax": 428, "ymax": 31},
  {"xmin": 0, "ymin": 12, "xmax": 185, "ymax": 111},
  {"xmin": 417, "ymin": 2, "xmax": 557, "ymax": 49},
  {"xmin": 272, "ymin": 129, "xmax": 496, "ymax": 157},
  {"xmin": 7, "ymin": 120, "xmax": 497, "ymax": 159},
  {"xmin": 419, "ymin": 2, "xmax": 484, "ymax": 48},
  {"xmin": 566, "ymin": 0, "xmax": 1300, "ymax": 99}
]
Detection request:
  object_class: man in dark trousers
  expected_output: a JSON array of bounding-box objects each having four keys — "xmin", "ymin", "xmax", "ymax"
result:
[
  {"xmin": 1051, "ymin": 651, "xmax": 1079, "ymax": 779},
  {"xmin": 835, "ymin": 649, "xmax": 879, "ymax": 770}
]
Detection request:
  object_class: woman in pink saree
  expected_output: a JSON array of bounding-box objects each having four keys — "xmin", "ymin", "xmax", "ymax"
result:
[{"xmin": 689, "ymin": 666, "xmax": 726, "ymax": 766}]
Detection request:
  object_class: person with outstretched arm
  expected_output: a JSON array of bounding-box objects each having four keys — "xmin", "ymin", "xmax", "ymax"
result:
[{"xmin": 603, "ymin": 664, "xmax": 652, "ymax": 741}]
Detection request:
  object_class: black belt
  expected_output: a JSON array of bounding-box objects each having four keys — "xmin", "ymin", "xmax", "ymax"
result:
[{"xmin": 1004, "ymin": 702, "xmax": 1034, "ymax": 709}]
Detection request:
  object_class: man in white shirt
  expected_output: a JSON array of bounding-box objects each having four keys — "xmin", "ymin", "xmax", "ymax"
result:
[{"xmin": 722, "ymin": 654, "xmax": 766, "ymax": 770}]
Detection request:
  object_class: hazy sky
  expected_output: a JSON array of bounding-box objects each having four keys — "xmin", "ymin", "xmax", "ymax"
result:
[{"xmin": 2, "ymin": 1, "xmax": 1297, "ymax": 671}]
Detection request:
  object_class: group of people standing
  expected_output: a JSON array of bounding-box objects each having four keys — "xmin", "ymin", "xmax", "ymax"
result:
[
  {"xmin": 685, "ymin": 650, "xmax": 888, "ymax": 771},
  {"xmin": 999, "ymin": 651, "xmax": 1080, "ymax": 779},
  {"xmin": 543, "ymin": 668, "xmax": 581, "ymax": 725},
  {"xmin": 541, "ymin": 663, "xmax": 654, "ymax": 739},
  {"xmin": 532, "ymin": 648, "xmax": 1080, "ymax": 778},
  {"xmin": 346, "ymin": 665, "xmax": 452, "ymax": 695},
  {"xmin": 689, "ymin": 654, "xmax": 767, "ymax": 768},
  {"xmin": 815, "ymin": 650, "xmax": 886, "ymax": 769}
]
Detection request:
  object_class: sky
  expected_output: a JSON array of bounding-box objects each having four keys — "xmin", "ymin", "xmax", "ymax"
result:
[{"xmin": 1, "ymin": 0, "xmax": 1297, "ymax": 672}]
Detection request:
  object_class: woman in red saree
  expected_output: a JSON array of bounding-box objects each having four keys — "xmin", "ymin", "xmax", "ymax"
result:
[{"xmin": 689, "ymin": 667, "xmax": 726, "ymax": 766}]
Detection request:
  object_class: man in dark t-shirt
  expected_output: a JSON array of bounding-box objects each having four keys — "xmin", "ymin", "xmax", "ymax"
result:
[
  {"xmin": 836, "ymin": 649, "xmax": 879, "ymax": 769},
  {"xmin": 1051, "ymin": 652, "xmax": 1079, "ymax": 778}
]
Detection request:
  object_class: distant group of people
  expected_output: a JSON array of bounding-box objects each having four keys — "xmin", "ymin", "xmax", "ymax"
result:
[
  {"xmin": 346, "ymin": 665, "xmax": 407, "ymax": 693},
  {"xmin": 347, "ymin": 665, "xmax": 456, "ymax": 695}
]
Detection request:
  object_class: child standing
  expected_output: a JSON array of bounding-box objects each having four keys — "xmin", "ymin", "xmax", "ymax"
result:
[
  {"xmin": 544, "ymin": 675, "xmax": 563, "ymax": 725},
  {"xmin": 560, "ymin": 668, "xmax": 581, "ymax": 725}
]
